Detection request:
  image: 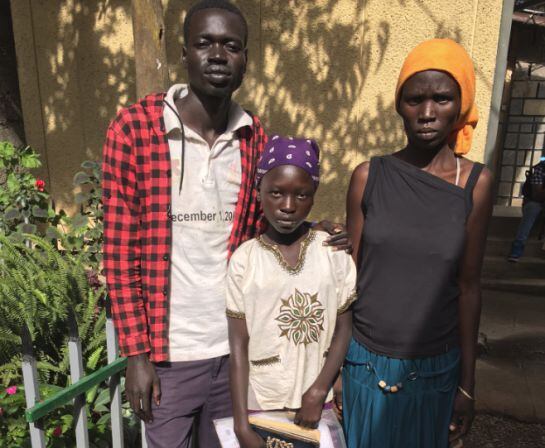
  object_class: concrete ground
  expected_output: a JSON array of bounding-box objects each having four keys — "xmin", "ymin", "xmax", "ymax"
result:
[
  {"xmin": 476, "ymin": 289, "xmax": 545, "ymax": 422},
  {"xmin": 465, "ymin": 414, "xmax": 545, "ymax": 447},
  {"xmin": 463, "ymin": 287, "xmax": 545, "ymax": 447}
]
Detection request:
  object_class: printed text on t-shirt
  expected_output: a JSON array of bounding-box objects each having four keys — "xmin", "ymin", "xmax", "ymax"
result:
[{"xmin": 168, "ymin": 209, "xmax": 234, "ymax": 223}]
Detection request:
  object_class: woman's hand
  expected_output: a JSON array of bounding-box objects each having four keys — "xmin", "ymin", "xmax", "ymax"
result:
[
  {"xmin": 448, "ymin": 389, "xmax": 475, "ymax": 445},
  {"xmin": 332, "ymin": 375, "xmax": 343, "ymax": 421},
  {"xmin": 294, "ymin": 386, "xmax": 327, "ymax": 429},
  {"xmin": 314, "ymin": 220, "xmax": 353, "ymax": 254},
  {"xmin": 235, "ymin": 426, "xmax": 266, "ymax": 448}
]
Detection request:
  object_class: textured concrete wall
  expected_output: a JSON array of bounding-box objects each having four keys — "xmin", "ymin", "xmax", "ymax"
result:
[{"xmin": 11, "ymin": 0, "xmax": 505, "ymax": 219}]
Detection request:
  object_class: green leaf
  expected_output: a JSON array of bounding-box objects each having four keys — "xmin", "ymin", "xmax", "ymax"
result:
[
  {"xmin": 61, "ymin": 414, "xmax": 73, "ymax": 431},
  {"xmin": 93, "ymin": 404, "xmax": 109, "ymax": 413},
  {"xmin": 20, "ymin": 152, "xmax": 41, "ymax": 169},
  {"xmin": 33, "ymin": 289, "xmax": 48, "ymax": 305},
  {"xmin": 86, "ymin": 346, "xmax": 103, "ymax": 371},
  {"xmin": 96, "ymin": 413, "xmax": 111, "ymax": 426},
  {"xmin": 16, "ymin": 223, "xmax": 37, "ymax": 234},
  {"xmin": 4, "ymin": 207, "xmax": 20, "ymax": 221},
  {"xmin": 93, "ymin": 385, "xmax": 111, "ymax": 407},
  {"xmin": 81, "ymin": 160, "xmax": 98, "ymax": 170},
  {"xmin": 0, "ymin": 141, "xmax": 15, "ymax": 158},
  {"xmin": 86, "ymin": 383, "xmax": 99, "ymax": 404},
  {"xmin": 73, "ymin": 172, "xmax": 90, "ymax": 186},
  {"xmin": 45, "ymin": 226, "xmax": 62, "ymax": 239},
  {"xmin": 7, "ymin": 231, "xmax": 25, "ymax": 243},
  {"xmin": 32, "ymin": 205, "xmax": 49, "ymax": 218},
  {"xmin": 72, "ymin": 214, "xmax": 89, "ymax": 228},
  {"xmin": 6, "ymin": 173, "xmax": 19, "ymax": 192}
]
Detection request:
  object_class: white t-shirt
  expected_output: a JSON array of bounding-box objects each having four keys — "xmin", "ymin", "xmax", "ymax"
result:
[
  {"xmin": 164, "ymin": 84, "xmax": 252, "ymax": 361},
  {"xmin": 226, "ymin": 230, "xmax": 357, "ymax": 410}
]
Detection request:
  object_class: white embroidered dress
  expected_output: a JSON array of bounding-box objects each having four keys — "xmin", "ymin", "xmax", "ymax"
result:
[{"xmin": 226, "ymin": 230, "xmax": 357, "ymax": 410}]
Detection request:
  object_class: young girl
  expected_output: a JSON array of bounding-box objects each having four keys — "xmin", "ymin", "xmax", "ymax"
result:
[{"xmin": 226, "ymin": 136, "xmax": 356, "ymax": 448}]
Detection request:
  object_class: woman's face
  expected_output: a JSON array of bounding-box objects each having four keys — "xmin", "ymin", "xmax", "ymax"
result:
[{"xmin": 398, "ymin": 70, "xmax": 461, "ymax": 150}]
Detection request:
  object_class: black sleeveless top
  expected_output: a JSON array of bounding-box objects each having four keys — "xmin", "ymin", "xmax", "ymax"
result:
[{"xmin": 352, "ymin": 155, "xmax": 484, "ymax": 358}]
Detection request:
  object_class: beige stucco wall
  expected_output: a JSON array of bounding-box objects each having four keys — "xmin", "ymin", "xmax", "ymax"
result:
[{"xmin": 11, "ymin": 0, "xmax": 505, "ymax": 220}]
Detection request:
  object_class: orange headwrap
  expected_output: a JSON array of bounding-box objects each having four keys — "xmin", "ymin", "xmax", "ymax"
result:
[{"xmin": 395, "ymin": 39, "xmax": 478, "ymax": 155}]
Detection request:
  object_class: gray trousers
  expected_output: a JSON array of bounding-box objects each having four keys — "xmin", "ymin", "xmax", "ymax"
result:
[{"xmin": 145, "ymin": 355, "xmax": 232, "ymax": 448}]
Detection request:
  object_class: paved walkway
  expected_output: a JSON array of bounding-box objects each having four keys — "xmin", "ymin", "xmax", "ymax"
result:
[
  {"xmin": 465, "ymin": 414, "xmax": 545, "ymax": 447},
  {"xmin": 476, "ymin": 288, "xmax": 545, "ymax": 422}
]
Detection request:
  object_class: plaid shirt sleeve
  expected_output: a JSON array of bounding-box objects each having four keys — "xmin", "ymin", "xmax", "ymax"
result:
[{"xmin": 102, "ymin": 118, "xmax": 150, "ymax": 357}]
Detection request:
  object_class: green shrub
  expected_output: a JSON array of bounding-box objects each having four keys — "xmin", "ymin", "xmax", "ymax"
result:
[
  {"xmin": 0, "ymin": 234, "xmax": 106, "ymax": 386},
  {"xmin": 0, "ymin": 142, "xmax": 103, "ymax": 270},
  {"xmin": 0, "ymin": 142, "xmax": 57, "ymax": 238},
  {"xmin": 55, "ymin": 160, "xmax": 103, "ymax": 270},
  {"xmin": 0, "ymin": 143, "xmax": 139, "ymax": 446}
]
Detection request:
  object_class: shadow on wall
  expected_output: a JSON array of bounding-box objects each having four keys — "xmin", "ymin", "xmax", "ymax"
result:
[
  {"xmin": 35, "ymin": 0, "xmax": 471, "ymax": 218},
  {"xmin": 0, "ymin": 2, "xmax": 25, "ymax": 147},
  {"xmin": 35, "ymin": 0, "xmax": 134, "ymax": 206}
]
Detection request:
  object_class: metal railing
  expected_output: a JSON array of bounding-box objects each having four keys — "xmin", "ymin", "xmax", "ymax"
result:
[
  {"xmin": 496, "ymin": 118, "xmax": 545, "ymax": 206},
  {"xmin": 22, "ymin": 301, "xmax": 147, "ymax": 448}
]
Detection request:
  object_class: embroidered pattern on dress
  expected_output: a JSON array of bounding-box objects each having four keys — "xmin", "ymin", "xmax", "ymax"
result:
[
  {"xmin": 226, "ymin": 309, "xmax": 246, "ymax": 319},
  {"xmin": 250, "ymin": 355, "xmax": 281, "ymax": 367},
  {"xmin": 337, "ymin": 290, "xmax": 357, "ymax": 315},
  {"xmin": 257, "ymin": 230, "xmax": 316, "ymax": 276},
  {"xmin": 276, "ymin": 289, "xmax": 325, "ymax": 346}
]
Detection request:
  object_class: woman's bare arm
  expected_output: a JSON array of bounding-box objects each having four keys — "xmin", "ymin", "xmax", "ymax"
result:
[
  {"xmin": 450, "ymin": 166, "xmax": 494, "ymax": 443},
  {"xmin": 346, "ymin": 162, "xmax": 370, "ymax": 263}
]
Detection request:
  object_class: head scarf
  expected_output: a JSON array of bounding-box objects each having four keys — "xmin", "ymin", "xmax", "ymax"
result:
[
  {"xmin": 256, "ymin": 135, "xmax": 320, "ymax": 187},
  {"xmin": 395, "ymin": 38, "xmax": 478, "ymax": 155}
]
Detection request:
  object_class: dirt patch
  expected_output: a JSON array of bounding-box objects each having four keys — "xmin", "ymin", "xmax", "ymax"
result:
[{"xmin": 465, "ymin": 414, "xmax": 545, "ymax": 448}]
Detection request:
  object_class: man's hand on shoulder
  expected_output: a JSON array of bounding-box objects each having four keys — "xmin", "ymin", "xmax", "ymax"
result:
[{"xmin": 125, "ymin": 353, "xmax": 161, "ymax": 423}]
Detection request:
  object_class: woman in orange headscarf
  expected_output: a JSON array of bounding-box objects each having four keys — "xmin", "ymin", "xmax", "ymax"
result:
[{"xmin": 341, "ymin": 39, "xmax": 493, "ymax": 447}]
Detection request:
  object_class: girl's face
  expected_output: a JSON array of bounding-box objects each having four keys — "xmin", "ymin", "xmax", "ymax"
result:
[
  {"xmin": 398, "ymin": 70, "xmax": 461, "ymax": 150},
  {"xmin": 258, "ymin": 165, "xmax": 315, "ymax": 234}
]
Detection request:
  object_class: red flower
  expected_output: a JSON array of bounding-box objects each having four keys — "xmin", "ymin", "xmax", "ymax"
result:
[
  {"xmin": 52, "ymin": 426, "xmax": 62, "ymax": 437},
  {"xmin": 35, "ymin": 179, "xmax": 45, "ymax": 192},
  {"xmin": 5, "ymin": 386, "xmax": 17, "ymax": 395}
]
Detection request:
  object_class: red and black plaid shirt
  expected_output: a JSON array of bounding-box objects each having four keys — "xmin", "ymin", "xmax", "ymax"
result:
[{"xmin": 102, "ymin": 92, "xmax": 267, "ymax": 362}]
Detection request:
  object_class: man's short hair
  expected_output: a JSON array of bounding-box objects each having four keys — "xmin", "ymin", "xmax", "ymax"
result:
[{"xmin": 183, "ymin": 0, "xmax": 248, "ymax": 45}]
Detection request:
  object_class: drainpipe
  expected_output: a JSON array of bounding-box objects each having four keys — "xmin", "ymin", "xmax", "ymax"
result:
[{"xmin": 484, "ymin": 0, "xmax": 516, "ymax": 169}]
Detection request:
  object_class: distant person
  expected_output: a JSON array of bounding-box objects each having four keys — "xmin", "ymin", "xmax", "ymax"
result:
[
  {"xmin": 227, "ymin": 137, "xmax": 356, "ymax": 447},
  {"xmin": 508, "ymin": 158, "xmax": 545, "ymax": 262},
  {"xmin": 343, "ymin": 39, "xmax": 493, "ymax": 448},
  {"xmin": 102, "ymin": 1, "xmax": 349, "ymax": 446}
]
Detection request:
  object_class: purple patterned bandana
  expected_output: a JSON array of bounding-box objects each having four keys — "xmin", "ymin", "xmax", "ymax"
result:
[{"xmin": 256, "ymin": 135, "xmax": 320, "ymax": 187}]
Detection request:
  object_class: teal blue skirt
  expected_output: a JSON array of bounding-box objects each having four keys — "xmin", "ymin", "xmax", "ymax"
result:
[{"xmin": 342, "ymin": 338, "xmax": 460, "ymax": 448}]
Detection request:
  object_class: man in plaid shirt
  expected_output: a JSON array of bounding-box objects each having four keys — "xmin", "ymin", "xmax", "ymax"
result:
[
  {"xmin": 508, "ymin": 158, "xmax": 545, "ymax": 261},
  {"xmin": 103, "ymin": 1, "xmax": 348, "ymax": 446}
]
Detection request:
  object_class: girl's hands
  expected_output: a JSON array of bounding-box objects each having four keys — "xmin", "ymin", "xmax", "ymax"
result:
[
  {"xmin": 294, "ymin": 386, "xmax": 328, "ymax": 429},
  {"xmin": 236, "ymin": 426, "xmax": 266, "ymax": 448}
]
